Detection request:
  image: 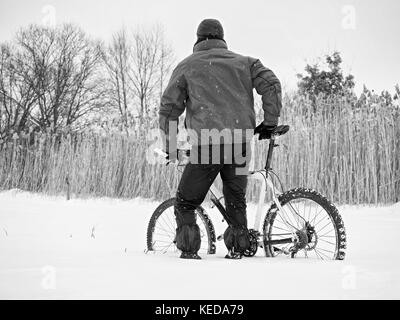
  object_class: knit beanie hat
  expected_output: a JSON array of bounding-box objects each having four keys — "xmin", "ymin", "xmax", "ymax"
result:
[{"xmin": 196, "ymin": 19, "xmax": 224, "ymax": 43}]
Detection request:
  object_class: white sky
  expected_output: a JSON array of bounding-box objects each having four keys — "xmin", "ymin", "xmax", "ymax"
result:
[{"xmin": 0, "ymin": 0, "xmax": 399, "ymax": 94}]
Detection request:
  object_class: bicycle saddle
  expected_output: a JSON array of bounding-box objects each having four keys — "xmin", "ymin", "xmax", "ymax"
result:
[{"xmin": 273, "ymin": 125, "xmax": 290, "ymax": 137}]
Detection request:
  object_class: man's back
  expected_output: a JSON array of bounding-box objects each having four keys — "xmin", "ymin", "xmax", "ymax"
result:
[
  {"xmin": 181, "ymin": 39, "xmax": 256, "ymax": 143},
  {"xmin": 159, "ymin": 35, "xmax": 282, "ymax": 147}
]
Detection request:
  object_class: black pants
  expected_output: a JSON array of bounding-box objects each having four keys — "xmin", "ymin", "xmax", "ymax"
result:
[{"xmin": 174, "ymin": 144, "xmax": 249, "ymax": 228}]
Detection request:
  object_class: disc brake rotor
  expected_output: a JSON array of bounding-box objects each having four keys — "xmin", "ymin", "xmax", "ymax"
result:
[{"xmin": 290, "ymin": 223, "xmax": 318, "ymax": 255}]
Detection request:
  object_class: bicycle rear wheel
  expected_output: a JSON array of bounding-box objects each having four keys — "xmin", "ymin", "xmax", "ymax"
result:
[
  {"xmin": 146, "ymin": 198, "xmax": 216, "ymax": 255},
  {"xmin": 263, "ymin": 188, "xmax": 346, "ymax": 260}
]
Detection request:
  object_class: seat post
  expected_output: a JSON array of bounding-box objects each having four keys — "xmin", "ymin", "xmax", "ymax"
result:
[{"xmin": 265, "ymin": 137, "xmax": 275, "ymax": 171}]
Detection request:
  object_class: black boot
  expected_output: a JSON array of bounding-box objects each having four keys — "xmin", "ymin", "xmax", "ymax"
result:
[
  {"xmin": 176, "ymin": 224, "xmax": 201, "ymax": 259},
  {"xmin": 225, "ymin": 249, "xmax": 243, "ymax": 259},
  {"xmin": 223, "ymin": 225, "xmax": 250, "ymax": 259},
  {"xmin": 180, "ymin": 252, "xmax": 202, "ymax": 260}
]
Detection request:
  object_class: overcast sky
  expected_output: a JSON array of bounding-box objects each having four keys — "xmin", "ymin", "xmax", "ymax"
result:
[{"xmin": 0, "ymin": 0, "xmax": 399, "ymax": 94}]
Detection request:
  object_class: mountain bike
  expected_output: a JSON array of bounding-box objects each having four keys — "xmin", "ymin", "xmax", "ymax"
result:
[{"xmin": 146, "ymin": 125, "xmax": 347, "ymax": 260}]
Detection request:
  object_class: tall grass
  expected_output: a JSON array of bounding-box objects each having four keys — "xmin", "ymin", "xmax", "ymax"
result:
[
  {"xmin": 0, "ymin": 95, "xmax": 399, "ymax": 204},
  {"xmin": 268, "ymin": 94, "xmax": 400, "ymax": 204}
]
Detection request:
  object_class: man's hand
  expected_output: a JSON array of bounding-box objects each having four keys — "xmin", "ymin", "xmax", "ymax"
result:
[{"xmin": 254, "ymin": 123, "xmax": 277, "ymax": 140}]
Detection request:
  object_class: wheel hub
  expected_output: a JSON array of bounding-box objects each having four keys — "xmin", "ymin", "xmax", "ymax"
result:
[
  {"xmin": 305, "ymin": 223, "xmax": 318, "ymax": 250},
  {"xmin": 291, "ymin": 223, "xmax": 317, "ymax": 255},
  {"xmin": 294, "ymin": 229, "xmax": 309, "ymax": 250}
]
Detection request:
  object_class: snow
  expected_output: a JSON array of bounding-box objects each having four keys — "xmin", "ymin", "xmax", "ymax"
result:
[{"xmin": 0, "ymin": 189, "xmax": 400, "ymax": 299}]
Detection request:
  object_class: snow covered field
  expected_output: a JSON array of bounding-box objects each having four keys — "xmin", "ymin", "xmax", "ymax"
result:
[{"xmin": 0, "ymin": 189, "xmax": 399, "ymax": 300}]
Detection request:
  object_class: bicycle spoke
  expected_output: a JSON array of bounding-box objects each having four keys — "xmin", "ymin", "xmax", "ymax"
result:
[
  {"xmin": 156, "ymin": 212, "xmax": 175, "ymax": 232},
  {"xmin": 153, "ymin": 239, "xmax": 174, "ymax": 244},
  {"xmin": 154, "ymin": 218, "xmax": 174, "ymax": 233},
  {"xmin": 307, "ymin": 201, "xmax": 312, "ymax": 222},
  {"xmin": 287, "ymin": 202, "xmax": 305, "ymax": 228},
  {"xmin": 162, "ymin": 211, "xmax": 176, "ymax": 232},
  {"xmin": 163, "ymin": 207, "xmax": 177, "ymax": 232},
  {"xmin": 316, "ymin": 247, "xmax": 335, "ymax": 255},
  {"xmin": 317, "ymin": 221, "xmax": 333, "ymax": 234},
  {"xmin": 155, "ymin": 242, "xmax": 176, "ymax": 253},
  {"xmin": 276, "ymin": 212, "xmax": 299, "ymax": 232},
  {"xmin": 316, "ymin": 247, "xmax": 333, "ymax": 259},
  {"xmin": 159, "ymin": 219, "xmax": 175, "ymax": 235},
  {"xmin": 313, "ymin": 248, "xmax": 325, "ymax": 260},
  {"xmin": 318, "ymin": 238, "xmax": 336, "ymax": 246},
  {"xmin": 272, "ymin": 222, "xmax": 292, "ymax": 233},
  {"xmin": 311, "ymin": 207, "xmax": 325, "ymax": 225},
  {"xmin": 313, "ymin": 215, "xmax": 329, "ymax": 228},
  {"xmin": 154, "ymin": 224, "xmax": 174, "ymax": 236},
  {"xmin": 154, "ymin": 232, "xmax": 174, "ymax": 239},
  {"xmin": 286, "ymin": 202, "xmax": 304, "ymax": 228},
  {"xmin": 319, "ymin": 228, "xmax": 335, "ymax": 238}
]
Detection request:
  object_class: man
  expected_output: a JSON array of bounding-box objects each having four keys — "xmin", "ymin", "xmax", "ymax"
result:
[{"xmin": 159, "ymin": 19, "xmax": 282, "ymax": 259}]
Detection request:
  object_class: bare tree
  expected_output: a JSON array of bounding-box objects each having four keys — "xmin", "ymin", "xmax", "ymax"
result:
[
  {"xmin": 101, "ymin": 24, "xmax": 174, "ymax": 134},
  {"xmin": 158, "ymin": 33, "xmax": 174, "ymax": 103},
  {"xmin": 129, "ymin": 25, "xmax": 174, "ymax": 121},
  {"xmin": 0, "ymin": 43, "xmax": 37, "ymax": 140},
  {"xmin": 102, "ymin": 28, "xmax": 132, "ymax": 135},
  {"xmin": 15, "ymin": 23, "xmax": 105, "ymax": 133},
  {"xmin": 0, "ymin": 22, "xmax": 176, "ymax": 140}
]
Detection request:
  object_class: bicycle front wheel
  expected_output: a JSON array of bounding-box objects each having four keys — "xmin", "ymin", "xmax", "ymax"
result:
[
  {"xmin": 263, "ymin": 188, "xmax": 346, "ymax": 260},
  {"xmin": 146, "ymin": 198, "xmax": 216, "ymax": 255}
]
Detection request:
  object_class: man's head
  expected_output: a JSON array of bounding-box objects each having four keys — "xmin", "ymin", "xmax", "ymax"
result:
[{"xmin": 196, "ymin": 19, "xmax": 224, "ymax": 45}]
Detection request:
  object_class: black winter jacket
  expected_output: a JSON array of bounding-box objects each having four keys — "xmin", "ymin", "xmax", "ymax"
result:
[{"xmin": 159, "ymin": 39, "xmax": 282, "ymax": 146}]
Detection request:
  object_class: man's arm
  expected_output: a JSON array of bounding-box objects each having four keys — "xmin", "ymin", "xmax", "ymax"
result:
[
  {"xmin": 249, "ymin": 58, "xmax": 282, "ymax": 126},
  {"xmin": 159, "ymin": 64, "xmax": 188, "ymax": 155}
]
